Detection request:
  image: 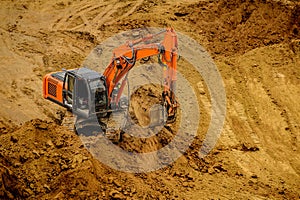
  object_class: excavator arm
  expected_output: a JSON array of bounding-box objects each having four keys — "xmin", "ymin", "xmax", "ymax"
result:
[{"xmin": 103, "ymin": 28, "xmax": 178, "ymax": 120}]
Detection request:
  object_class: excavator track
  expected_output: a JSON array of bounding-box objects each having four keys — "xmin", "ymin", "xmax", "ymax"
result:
[{"xmin": 61, "ymin": 112, "xmax": 76, "ymax": 132}]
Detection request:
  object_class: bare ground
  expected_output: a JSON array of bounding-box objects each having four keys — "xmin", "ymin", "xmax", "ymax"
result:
[{"xmin": 0, "ymin": 0, "xmax": 300, "ymax": 199}]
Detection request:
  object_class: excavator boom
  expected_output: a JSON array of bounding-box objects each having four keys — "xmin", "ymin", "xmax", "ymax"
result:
[{"xmin": 103, "ymin": 28, "xmax": 178, "ymax": 120}]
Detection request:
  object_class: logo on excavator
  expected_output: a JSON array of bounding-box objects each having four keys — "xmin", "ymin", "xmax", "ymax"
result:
[{"xmin": 77, "ymin": 27, "xmax": 226, "ymax": 173}]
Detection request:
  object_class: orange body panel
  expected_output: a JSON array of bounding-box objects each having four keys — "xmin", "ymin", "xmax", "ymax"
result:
[{"xmin": 43, "ymin": 73, "xmax": 64, "ymax": 104}]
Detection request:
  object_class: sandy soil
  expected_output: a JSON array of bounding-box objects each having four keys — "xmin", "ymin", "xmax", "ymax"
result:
[{"xmin": 0, "ymin": 0, "xmax": 300, "ymax": 199}]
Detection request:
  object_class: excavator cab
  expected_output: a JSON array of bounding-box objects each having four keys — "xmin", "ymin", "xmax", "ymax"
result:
[{"xmin": 43, "ymin": 67, "xmax": 108, "ymax": 119}]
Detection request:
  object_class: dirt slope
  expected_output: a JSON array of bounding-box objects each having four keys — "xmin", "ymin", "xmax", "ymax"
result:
[{"xmin": 0, "ymin": 0, "xmax": 299, "ymax": 199}]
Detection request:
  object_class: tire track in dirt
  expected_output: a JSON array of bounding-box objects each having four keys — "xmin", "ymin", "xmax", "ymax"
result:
[
  {"xmin": 52, "ymin": 2, "xmax": 113, "ymax": 30},
  {"xmin": 105, "ymin": 0, "xmax": 145, "ymax": 26},
  {"xmin": 231, "ymin": 99, "xmax": 261, "ymax": 147},
  {"xmin": 262, "ymin": 85, "xmax": 298, "ymax": 151},
  {"xmin": 225, "ymin": 63, "xmax": 263, "ymax": 150},
  {"xmin": 52, "ymin": 0, "xmax": 144, "ymax": 32},
  {"xmin": 84, "ymin": 4, "xmax": 115, "ymax": 29}
]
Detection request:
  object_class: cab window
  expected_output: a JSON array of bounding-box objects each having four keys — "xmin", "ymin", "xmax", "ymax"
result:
[{"xmin": 64, "ymin": 74, "xmax": 75, "ymax": 105}]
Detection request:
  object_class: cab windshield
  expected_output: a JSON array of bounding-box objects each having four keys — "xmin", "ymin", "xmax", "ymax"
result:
[{"xmin": 89, "ymin": 79, "xmax": 107, "ymax": 109}]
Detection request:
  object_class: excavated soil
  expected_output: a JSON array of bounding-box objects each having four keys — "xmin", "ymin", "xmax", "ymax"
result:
[{"xmin": 0, "ymin": 0, "xmax": 300, "ymax": 199}]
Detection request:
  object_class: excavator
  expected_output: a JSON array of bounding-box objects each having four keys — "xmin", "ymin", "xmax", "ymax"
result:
[{"xmin": 43, "ymin": 27, "xmax": 178, "ymax": 134}]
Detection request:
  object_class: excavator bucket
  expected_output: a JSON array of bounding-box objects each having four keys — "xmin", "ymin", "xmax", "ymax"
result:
[{"xmin": 149, "ymin": 104, "xmax": 167, "ymax": 127}]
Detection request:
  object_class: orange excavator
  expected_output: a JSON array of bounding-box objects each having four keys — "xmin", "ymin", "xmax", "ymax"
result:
[{"xmin": 43, "ymin": 28, "xmax": 178, "ymax": 132}]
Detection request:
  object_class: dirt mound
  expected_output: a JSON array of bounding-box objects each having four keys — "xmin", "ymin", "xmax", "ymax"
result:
[
  {"xmin": 0, "ymin": 119, "xmax": 213, "ymax": 199},
  {"xmin": 111, "ymin": 0, "xmax": 300, "ymax": 56},
  {"xmin": 0, "ymin": 119, "xmax": 102, "ymax": 199},
  {"xmin": 1, "ymin": 117, "xmax": 299, "ymax": 199},
  {"xmin": 173, "ymin": 0, "xmax": 300, "ymax": 56}
]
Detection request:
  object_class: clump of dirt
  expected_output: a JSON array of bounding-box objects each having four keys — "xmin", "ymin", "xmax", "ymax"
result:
[{"xmin": 0, "ymin": 120, "xmax": 18, "ymax": 135}]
